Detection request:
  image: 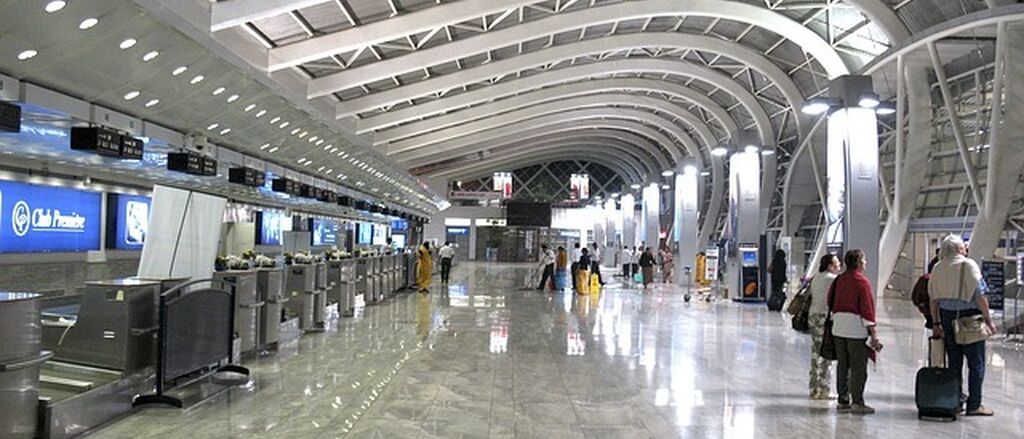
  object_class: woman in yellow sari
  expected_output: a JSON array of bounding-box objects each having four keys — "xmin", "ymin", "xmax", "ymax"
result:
[{"xmin": 416, "ymin": 242, "xmax": 433, "ymax": 293}]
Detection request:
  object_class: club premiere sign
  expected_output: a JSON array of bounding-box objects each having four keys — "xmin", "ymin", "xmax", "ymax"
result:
[{"xmin": 0, "ymin": 180, "xmax": 101, "ymax": 252}]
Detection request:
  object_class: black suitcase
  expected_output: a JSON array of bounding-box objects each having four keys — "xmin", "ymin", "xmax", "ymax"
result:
[
  {"xmin": 915, "ymin": 336, "xmax": 959, "ymax": 421},
  {"xmin": 767, "ymin": 292, "xmax": 785, "ymax": 312}
]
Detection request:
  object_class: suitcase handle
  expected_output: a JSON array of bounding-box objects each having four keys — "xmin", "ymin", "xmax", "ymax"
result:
[{"xmin": 928, "ymin": 335, "xmax": 947, "ymax": 368}]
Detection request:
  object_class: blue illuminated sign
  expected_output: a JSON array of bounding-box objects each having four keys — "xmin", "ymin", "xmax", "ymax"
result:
[
  {"xmin": 0, "ymin": 180, "xmax": 101, "ymax": 253},
  {"xmin": 312, "ymin": 218, "xmax": 339, "ymax": 246},
  {"xmin": 446, "ymin": 227, "xmax": 469, "ymax": 236},
  {"xmin": 257, "ymin": 210, "xmax": 289, "ymax": 246},
  {"xmin": 107, "ymin": 193, "xmax": 151, "ymax": 250},
  {"xmin": 391, "ymin": 219, "xmax": 408, "ymax": 232}
]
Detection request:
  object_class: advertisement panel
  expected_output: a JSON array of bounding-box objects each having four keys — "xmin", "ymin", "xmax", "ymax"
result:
[
  {"xmin": 107, "ymin": 193, "xmax": 151, "ymax": 250},
  {"xmin": 0, "ymin": 180, "xmax": 102, "ymax": 253},
  {"xmin": 356, "ymin": 223, "xmax": 373, "ymax": 245},
  {"xmin": 372, "ymin": 224, "xmax": 389, "ymax": 246},
  {"xmin": 257, "ymin": 210, "xmax": 291, "ymax": 246},
  {"xmin": 312, "ymin": 218, "xmax": 339, "ymax": 246}
]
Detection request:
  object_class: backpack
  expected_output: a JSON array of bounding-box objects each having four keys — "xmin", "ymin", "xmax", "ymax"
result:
[{"xmin": 911, "ymin": 274, "xmax": 934, "ymax": 328}]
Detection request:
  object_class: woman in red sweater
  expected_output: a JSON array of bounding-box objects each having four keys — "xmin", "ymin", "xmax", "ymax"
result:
[{"xmin": 828, "ymin": 249, "xmax": 882, "ymax": 415}]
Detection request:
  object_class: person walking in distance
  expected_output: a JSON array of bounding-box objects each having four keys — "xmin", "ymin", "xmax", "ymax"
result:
[
  {"xmin": 537, "ymin": 244, "xmax": 556, "ymax": 292},
  {"xmin": 416, "ymin": 242, "xmax": 433, "ymax": 293},
  {"xmin": 639, "ymin": 247, "xmax": 656, "ymax": 289},
  {"xmin": 829, "ymin": 249, "xmax": 882, "ymax": 415},
  {"xmin": 809, "ymin": 254, "xmax": 841, "ymax": 400},
  {"xmin": 621, "ymin": 245, "xmax": 634, "ymax": 281},
  {"xmin": 929, "ymin": 235, "xmax": 997, "ymax": 417},
  {"xmin": 570, "ymin": 243, "xmax": 582, "ymax": 292},
  {"xmin": 438, "ymin": 242, "xmax": 455, "ymax": 284},
  {"xmin": 590, "ymin": 243, "xmax": 605, "ymax": 285}
]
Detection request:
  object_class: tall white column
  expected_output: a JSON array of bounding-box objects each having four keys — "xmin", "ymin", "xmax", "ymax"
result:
[
  {"xmin": 728, "ymin": 148, "xmax": 762, "ymax": 299},
  {"xmin": 675, "ymin": 166, "xmax": 699, "ymax": 287},
  {"xmin": 604, "ymin": 199, "xmax": 618, "ymax": 265},
  {"xmin": 826, "ymin": 75, "xmax": 880, "ymax": 293},
  {"xmin": 642, "ymin": 183, "xmax": 660, "ymax": 252},
  {"xmin": 621, "ymin": 193, "xmax": 636, "ymax": 250}
]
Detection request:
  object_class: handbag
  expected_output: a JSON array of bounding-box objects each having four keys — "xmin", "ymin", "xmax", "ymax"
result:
[
  {"xmin": 952, "ymin": 262, "xmax": 993, "ymax": 345},
  {"xmin": 819, "ymin": 280, "xmax": 838, "ymax": 360},
  {"xmin": 787, "ymin": 281, "xmax": 811, "ymax": 315}
]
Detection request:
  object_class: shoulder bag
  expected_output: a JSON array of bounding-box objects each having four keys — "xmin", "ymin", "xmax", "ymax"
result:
[
  {"xmin": 819, "ymin": 279, "xmax": 838, "ymax": 360},
  {"xmin": 953, "ymin": 263, "xmax": 992, "ymax": 345}
]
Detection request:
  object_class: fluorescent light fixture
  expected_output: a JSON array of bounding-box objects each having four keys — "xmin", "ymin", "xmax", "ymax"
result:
[
  {"xmin": 316, "ymin": 139, "xmax": 325, "ymax": 146},
  {"xmin": 119, "ymin": 39, "xmax": 137, "ymax": 50},
  {"xmin": 244, "ymin": 104, "xmax": 256, "ymax": 112},
  {"xmin": 270, "ymin": 117, "xmax": 280, "ymax": 124},
  {"xmin": 279, "ymin": 121, "xmax": 290, "ymax": 129},
  {"xmin": 858, "ymin": 93, "xmax": 880, "ymax": 109},
  {"xmin": 144, "ymin": 99, "xmax": 160, "ymax": 108},
  {"xmin": 661, "ymin": 170, "xmax": 674, "ymax": 177},
  {"xmin": 710, "ymin": 146, "xmax": 729, "ymax": 157},
  {"xmin": 290, "ymin": 128, "xmax": 300, "ymax": 135},
  {"xmin": 190, "ymin": 75, "xmax": 204, "ymax": 84},
  {"xmin": 260, "ymin": 143, "xmax": 270, "ymax": 150},
  {"xmin": 323, "ymin": 144, "xmax": 333, "ymax": 150},
  {"xmin": 79, "ymin": 18, "xmax": 98, "ymax": 30},
  {"xmin": 309, "ymin": 136, "xmax": 318, "ymax": 142},
  {"xmin": 142, "ymin": 51, "xmax": 159, "ymax": 62},
  {"xmin": 801, "ymin": 97, "xmax": 832, "ymax": 115},
  {"xmin": 219, "ymin": 128, "xmax": 231, "ymax": 135},
  {"xmin": 207, "ymin": 123, "xmax": 219, "ymax": 130},
  {"xmin": 172, "ymin": 66, "xmax": 187, "ymax": 76},
  {"xmin": 255, "ymin": 110, "xmax": 267, "ymax": 118},
  {"xmin": 17, "ymin": 50, "xmax": 38, "ymax": 60},
  {"xmin": 268, "ymin": 147, "xmax": 279, "ymax": 153},
  {"xmin": 45, "ymin": 1, "xmax": 66, "ymax": 13},
  {"xmin": 212, "ymin": 87, "xmax": 225, "ymax": 96},
  {"xmin": 123, "ymin": 90, "xmax": 140, "ymax": 100},
  {"xmin": 226, "ymin": 94, "xmax": 239, "ymax": 103}
]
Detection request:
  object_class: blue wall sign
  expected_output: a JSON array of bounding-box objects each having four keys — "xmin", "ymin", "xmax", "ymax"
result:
[
  {"xmin": 0, "ymin": 180, "xmax": 101, "ymax": 253},
  {"xmin": 107, "ymin": 193, "xmax": 151, "ymax": 250},
  {"xmin": 391, "ymin": 219, "xmax": 408, "ymax": 232},
  {"xmin": 446, "ymin": 227, "xmax": 469, "ymax": 236},
  {"xmin": 312, "ymin": 218, "xmax": 339, "ymax": 246}
]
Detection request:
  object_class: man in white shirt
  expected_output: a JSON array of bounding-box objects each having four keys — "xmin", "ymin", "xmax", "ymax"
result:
[
  {"xmin": 536, "ymin": 244, "xmax": 556, "ymax": 292},
  {"xmin": 621, "ymin": 245, "xmax": 634, "ymax": 279},
  {"xmin": 590, "ymin": 243, "xmax": 605, "ymax": 285},
  {"xmin": 438, "ymin": 242, "xmax": 456, "ymax": 284}
]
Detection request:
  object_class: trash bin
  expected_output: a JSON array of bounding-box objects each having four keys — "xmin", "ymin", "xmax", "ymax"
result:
[{"xmin": 1, "ymin": 292, "xmax": 50, "ymax": 439}]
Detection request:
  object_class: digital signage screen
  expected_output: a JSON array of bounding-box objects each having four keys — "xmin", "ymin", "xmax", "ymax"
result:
[
  {"xmin": 391, "ymin": 219, "xmax": 408, "ymax": 232},
  {"xmin": 372, "ymin": 224, "xmax": 389, "ymax": 246},
  {"xmin": 107, "ymin": 193, "xmax": 151, "ymax": 250},
  {"xmin": 256, "ymin": 210, "xmax": 291, "ymax": 246},
  {"xmin": 312, "ymin": 218, "xmax": 339, "ymax": 246},
  {"xmin": 0, "ymin": 180, "xmax": 102, "ymax": 253},
  {"xmin": 356, "ymin": 223, "xmax": 373, "ymax": 245}
]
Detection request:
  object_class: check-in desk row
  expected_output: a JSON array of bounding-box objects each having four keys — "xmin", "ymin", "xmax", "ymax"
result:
[{"xmin": 355, "ymin": 254, "xmax": 408, "ymax": 303}]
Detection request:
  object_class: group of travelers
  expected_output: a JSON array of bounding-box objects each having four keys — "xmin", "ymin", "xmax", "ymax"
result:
[
  {"xmin": 620, "ymin": 245, "xmax": 659, "ymax": 288},
  {"xmin": 801, "ymin": 234, "xmax": 995, "ymax": 418},
  {"xmin": 537, "ymin": 242, "xmax": 606, "ymax": 294}
]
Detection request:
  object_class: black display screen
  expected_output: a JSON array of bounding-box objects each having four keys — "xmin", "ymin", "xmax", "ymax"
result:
[{"xmin": 506, "ymin": 202, "xmax": 552, "ymax": 227}]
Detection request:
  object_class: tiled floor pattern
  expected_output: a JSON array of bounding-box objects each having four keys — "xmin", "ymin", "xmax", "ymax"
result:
[{"xmin": 87, "ymin": 262, "xmax": 1024, "ymax": 438}]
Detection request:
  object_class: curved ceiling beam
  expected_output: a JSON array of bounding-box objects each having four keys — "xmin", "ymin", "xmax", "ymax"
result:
[
  {"xmin": 368, "ymin": 78, "xmax": 740, "ymax": 141},
  {"xmin": 440, "ymin": 141, "xmax": 652, "ymax": 181},
  {"xmin": 373, "ymin": 78, "xmax": 739, "ymax": 145},
  {"xmin": 439, "ymin": 147, "xmax": 643, "ymax": 184},
  {"xmin": 261, "ymin": 0, "xmax": 539, "ymax": 64},
  {"xmin": 323, "ymin": 33, "xmax": 804, "ymax": 125},
  {"xmin": 417, "ymin": 127, "xmax": 673, "ymax": 175},
  {"xmin": 844, "ymin": 0, "xmax": 911, "ymax": 43},
  {"xmin": 301, "ymin": 1, "xmax": 847, "ymax": 85},
  {"xmin": 385, "ymin": 93, "xmax": 717, "ymax": 156},
  {"xmin": 402, "ymin": 119, "xmax": 684, "ymax": 171},
  {"xmin": 395, "ymin": 108, "xmax": 699, "ymax": 166},
  {"xmin": 359, "ymin": 64, "xmax": 741, "ymax": 136},
  {"xmin": 346, "ymin": 58, "xmax": 774, "ymax": 145}
]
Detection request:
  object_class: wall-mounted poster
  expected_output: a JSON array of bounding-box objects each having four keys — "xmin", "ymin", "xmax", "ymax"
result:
[
  {"xmin": 256, "ymin": 210, "xmax": 291, "ymax": 245},
  {"xmin": 0, "ymin": 180, "xmax": 102, "ymax": 253}
]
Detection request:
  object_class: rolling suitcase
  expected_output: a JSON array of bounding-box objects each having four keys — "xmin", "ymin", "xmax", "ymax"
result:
[
  {"xmin": 915, "ymin": 336, "xmax": 959, "ymax": 421},
  {"xmin": 767, "ymin": 291, "xmax": 786, "ymax": 312}
]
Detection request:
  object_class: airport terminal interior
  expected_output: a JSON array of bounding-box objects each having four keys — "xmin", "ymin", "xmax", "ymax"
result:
[{"xmin": 0, "ymin": 0, "xmax": 1023, "ymax": 438}]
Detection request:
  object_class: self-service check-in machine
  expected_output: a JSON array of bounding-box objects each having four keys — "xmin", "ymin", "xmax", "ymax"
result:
[
  {"xmin": 255, "ymin": 268, "xmax": 284, "ymax": 349},
  {"xmin": 738, "ymin": 244, "xmax": 762, "ymax": 302},
  {"xmin": 326, "ymin": 259, "xmax": 356, "ymax": 316},
  {"xmin": 282, "ymin": 264, "xmax": 323, "ymax": 332},
  {"xmin": 212, "ymin": 270, "xmax": 261, "ymax": 356}
]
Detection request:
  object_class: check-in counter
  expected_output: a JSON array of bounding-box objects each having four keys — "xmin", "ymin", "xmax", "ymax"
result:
[
  {"xmin": 212, "ymin": 270, "xmax": 261, "ymax": 355},
  {"xmin": 313, "ymin": 262, "xmax": 327, "ymax": 325},
  {"xmin": 327, "ymin": 259, "xmax": 356, "ymax": 316},
  {"xmin": 356, "ymin": 257, "xmax": 374, "ymax": 303},
  {"xmin": 1, "ymin": 292, "xmax": 48, "ymax": 439},
  {"xmin": 256, "ymin": 268, "xmax": 284, "ymax": 348},
  {"xmin": 282, "ymin": 264, "xmax": 322, "ymax": 332}
]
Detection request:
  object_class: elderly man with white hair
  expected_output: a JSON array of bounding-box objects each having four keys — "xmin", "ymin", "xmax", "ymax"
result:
[{"xmin": 928, "ymin": 234, "xmax": 997, "ymax": 417}]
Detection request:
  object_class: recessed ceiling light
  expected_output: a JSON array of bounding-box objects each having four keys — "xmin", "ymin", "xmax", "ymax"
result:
[
  {"xmin": 270, "ymin": 116, "xmax": 280, "ymax": 124},
  {"xmin": 260, "ymin": 143, "xmax": 270, "ymax": 150},
  {"xmin": 119, "ymin": 39, "xmax": 137, "ymax": 50},
  {"xmin": 171, "ymin": 66, "xmax": 187, "ymax": 76},
  {"xmin": 268, "ymin": 147, "xmax": 279, "ymax": 153},
  {"xmin": 309, "ymin": 136, "xmax": 318, "ymax": 143},
  {"xmin": 207, "ymin": 123, "xmax": 219, "ymax": 130},
  {"xmin": 297, "ymin": 158, "xmax": 306, "ymax": 163},
  {"xmin": 244, "ymin": 104, "xmax": 256, "ymax": 112},
  {"xmin": 280, "ymin": 121, "xmax": 290, "ymax": 129},
  {"xmin": 79, "ymin": 18, "xmax": 99, "ymax": 30},
  {"xmin": 298, "ymin": 131, "xmax": 308, "ymax": 138},
  {"xmin": 290, "ymin": 128, "xmax": 300, "ymax": 135},
  {"xmin": 17, "ymin": 50, "xmax": 38, "ymax": 61},
  {"xmin": 44, "ymin": 1, "xmax": 66, "ymax": 13},
  {"xmin": 123, "ymin": 90, "xmax": 141, "ymax": 100},
  {"xmin": 303, "ymin": 162, "xmax": 311, "ymax": 167},
  {"xmin": 145, "ymin": 99, "xmax": 160, "ymax": 107},
  {"xmin": 323, "ymin": 144, "xmax": 332, "ymax": 150},
  {"xmin": 212, "ymin": 87, "xmax": 225, "ymax": 95},
  {"xmin": 255, "ymin": 109, "xmax": 267, "ymax": 118},
  {"xmin": 219, "ymin": 128, "xmax": 231, "ymax": 135},
  {"xmin": 190, "ymin": 75, "xmax": 204, "ymax": 84},
  {"xmin": 142, "ymin": 51, "xmax": 159, "ymax": 62},
  {"xmin": 226, "ymin": 94, "xmax": 239, "ymax": 103}
]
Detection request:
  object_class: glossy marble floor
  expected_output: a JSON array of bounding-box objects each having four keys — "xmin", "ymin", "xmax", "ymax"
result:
[{"xmin": 88, "ymin": 262, "xmax": 1024, "ymax": 438}]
